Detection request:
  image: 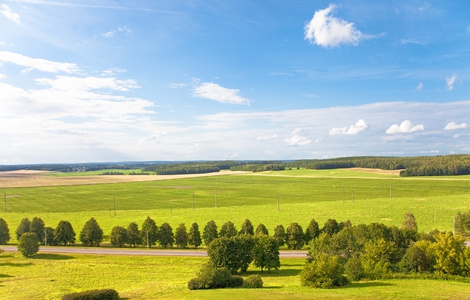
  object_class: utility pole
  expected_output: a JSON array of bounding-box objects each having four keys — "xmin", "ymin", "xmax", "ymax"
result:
[
  {"xmin": 44, "ymin": 227, "xmax": 47, "ymax": 246},
  {"xmin": 277, "ymin": 192, "xmax": 280, "ymax": 212},
  {"xmin": 215, "ymin": 188, "xmax": 217, "ymax": 208},
  {"xmin": 113, "ymin": 197, "xmax": 116, "ymax": 216},
  {"xmin": 342, "ymin": 184, "xmax": 344, "ymax": 203},
  {"xmin": 389, "ymin": 180, "xmax": 392, "ymax": 199},
  {"xmin": 192, "ymin": 191, "xmax": 194, "ymax": 211}
]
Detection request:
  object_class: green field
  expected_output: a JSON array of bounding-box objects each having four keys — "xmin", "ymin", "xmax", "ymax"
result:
[{"xmin": 1, "ymin": 168, "xmax": 470, "ymax": 299}]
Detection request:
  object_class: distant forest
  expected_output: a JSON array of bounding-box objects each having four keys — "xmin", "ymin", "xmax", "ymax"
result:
[{"xmin": 1, "ymin": 155, "xmax": 470, "ymax": 177}]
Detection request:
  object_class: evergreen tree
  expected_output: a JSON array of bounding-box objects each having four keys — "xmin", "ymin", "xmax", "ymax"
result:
[
  {"xmin": 273, "ymin": 224, "xmax": 286, "ymax": 247},
  {"xmin": 16, "ymin": 218, "xmax": 31, "ymax": 239},
  {"xmin": 175, "ymin": 223, "xmax": 188, "ymax": 248},
  {"xmin": 54, "ymin": 220, "xmax": 76, "ymax": 246},
  {"xmin": 110, "ymin": 226, "xmax": 128, "ymax": 247},
  {"xmin": 219, "ymin": 221, "xmax": 237, "ymax": 238},
  {"xmin": 305, "ymin": 218, "xmax": 320, "ymax": 243},
  {"xmin": 141, "ymin": 216, "xmax": 159, "ymax": 248},
  {"xmin": 203, "ymin": 220, "xmax": 218, "ymax": 246},
  {"xmin": 0, "ymin": 218, "xmax": 10, "ymax": 244},
  {"xmin": 188, "ymin": 222, "xmax": 202, "ymax": 249},
  {"xmin": 79, "ymin": 217, "xmax": 103, "ymax": 247},
  {"xmin": 30, "ymin": 217, "xmax": 45, "ymax": 244},
  {"xmin": 255, "ymin": 223, "xmax": 269, "ymax": 236},
  {"xmin": 158, "ymin": 222, "xmax": 175, "ymax": 248},
  {"xmin": 286, "ymin": 222, "xmax": 304, "ymax": 250},
  {"xmin": 127, "ymin": 222, "xmax": 141, "ymax": 247},
  {"xmin": 239, "ymin": 219, "xmax": 254, "ymax": 235}
]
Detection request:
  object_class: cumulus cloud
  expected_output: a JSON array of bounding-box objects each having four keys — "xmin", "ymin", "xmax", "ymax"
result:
[
  {"xmin": 193, "ymin": 82, "xmax": 251, "ymax": 105},
  {"xmin": 444, "ymin": 122, "xmax": 467, "ymax": 130},
  {"xmin": 284, "ymin": 128, "xmax": 311, "ymax": 146},
  {"xmin": 304, "ymin": 4, "xmax": 370, "ymax": 47},
  {"xmin": 416, "ymin": 82, "xmax": 423, "ymax": 91},
  {"xmin": 446, "ymin": 74, "xmax": 457, "ymax": 90},
  {"xmin": 329, "ymin": 119, "xmax": 368, "ymax": 136},
  {"xmin": 0, "ymin": 4, "xmax": 21, "ymax": 24},
  {"xmin": 386, "ymin": 120, "xmax": 424, "ymax": 134},
  {"xmin": 0, "ymin": 51, "xmax": 79, "ymax": 73}
]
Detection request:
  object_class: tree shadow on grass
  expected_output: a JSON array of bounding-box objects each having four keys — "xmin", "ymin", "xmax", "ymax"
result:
[
  {"xmin": 32, "ymin": 253, "xmax": 74, "ymax": 260},
  {"xmin": 342, "ymin": 281, "xmax": 394, "ymax": 289},
  {"xmin": 243, "ymin": 268, "xmax": 301, "ymax": 278},
  {"xmin": 0, "ymin": 274, "xmax": 13, "ymax": 278},
  {"xmin": 0, "ymin": 262, "xmax": 33, "ymax": 267}
]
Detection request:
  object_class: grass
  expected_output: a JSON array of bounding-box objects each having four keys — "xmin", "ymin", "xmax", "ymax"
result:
[
  {"xmin": 1, "ymin": 253, "xmax": 470, "ymax": 299},
  {"xmin": 47, "ymin": 169, "xmax": 152, "ymax": 177}
]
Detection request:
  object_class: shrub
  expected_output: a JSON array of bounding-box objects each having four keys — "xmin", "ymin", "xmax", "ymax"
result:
[
  {"xmin": 300, "ymin": 254, "xmax": 349, "ymax": 289},
  {"xmin": 230, "ymin": 275, "xmax": 244, "ymax": 287},
  {"xmin": 62, "ymin": 289, "xmax": 119, "ymax": 300},
  {"xmin": 17, "ymin": 232, "xmax": 39, "ymax": 257},
  {"xmin": 188, "ymin": 263, "xmax": 245, "ymax": 290},
  {"xmin": 345, "ymin": 257, "xmax": 364, "ymax": 281},
  {"xmin": 242, "ymin": 274, "xmax": 263, "ymax": 288}
]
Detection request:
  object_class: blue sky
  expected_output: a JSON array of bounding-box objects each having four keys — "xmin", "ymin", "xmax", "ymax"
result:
[{"xmin": 0, "ymin": 0, "xmax": 469, "ymax": 164}]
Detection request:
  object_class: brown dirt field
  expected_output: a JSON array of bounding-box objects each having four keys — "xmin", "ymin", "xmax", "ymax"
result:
[{"xmin": 0, "ymin": 170, "xmax": 247, "ymax": 188}]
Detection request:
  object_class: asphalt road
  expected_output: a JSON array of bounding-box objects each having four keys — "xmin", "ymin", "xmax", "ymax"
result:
[{"xmin": 0, "ymin": 245, "xmax": 308, "ymax": 258}]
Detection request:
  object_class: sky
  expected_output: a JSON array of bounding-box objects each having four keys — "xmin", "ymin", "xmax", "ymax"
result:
[{"xmin": 0, "ymin": 0, "xmax": 469, "ymax": 164}]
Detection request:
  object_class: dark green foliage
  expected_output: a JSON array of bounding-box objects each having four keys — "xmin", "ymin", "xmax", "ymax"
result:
[
  {"xmin": 253, "ymin": 236, "xmax": 280, "ymax": 272},
  {"xmin": 255, "ymin": 223, "xmax": 269, "ymax": 236},
  {"xmin": 0, "ymin": 218, "xmax": 10, "ymax": 244},
  {"xmin": 175, "ymin": 223, "xmax": 188, "ymax": 248},
  {"xmin": 400, "ymin": 244, "xmax": 431, "ymax": 273},
  {"xmin": 44, "ymin": 227, "xmax": 54, "ymax": 246},
  {"xmin": 30, "ymin": 217, "xmax": 45, "ymax": 244},
  {"xmin": 146, "ymin": 162, "xmax": 222, "ymax": 175},
  {"xmin": 300, "ymin": 254, "xmax": 349, "ymax": 289},
  {"xmin": 188, "ymin": 222, "xmax": 202, "ymax": 248},
  {"xmin": 126, "ymin": 222, "xmax": 141, "ymax": 247},
  {"xmin": 79, "ymin": 218, "xmax": 103, "ymax": 247},
  {"xmin": 454, "ymin": 211, "xmax": 470, "ymax": 236},
  {"xmin": 17, "ymin": 232, "xmax": 39, "ymax": 257},
  {"xmin": 242, "ymin": 275, "xmax": 263, "ymax": 288},
  {"xmin": 141, "ymin": 217, "xmax": 158, "ymax": 248},
  {"xmin": 203, "ymin": 220, "xmax": 218, "ymax": 246},
  {"xmin": 158, "ymin": 222, "xmax": 174, "ymax": 248},
  {"xmin": 345, "ymin": 257, "xmax": 365, "ymax": 281},
  {"xmin": 187, "ymin": 263, "xmax": 236, "ymax": 290},
  {"xmin": 322, "ymin": 219, "xmax": 340, "ymax": 236},
  {"xmin": 219, "ymin": 221, "xmax": 237, "ymax": 238},
  {"xmin": 305, "ymin": 218, "xmax": 320, "ymax": 243},
  {"xmin": 286, "ymin": 222, "xmax": 304, "ymax": 250},
  {"xmin": 208, "ymin": 236, "xmax": 255, "ymax": 274},
  {"xmin": 61, "ymin": 289, "xmax": 119, "ymax": 300},
  {"xmin": 54, "ymin": 220, "xmax": 76, "ymax": 246},
  {"xmin": 110, "ymin": 226, "xmax": 128, "ymax": 247},
  {"xmin": 273, "ymin": 224, "xmax": 286, "ymax": 246},
  {"xmin": 16, "ymin": 217, "xmax": 31, "ymax": 239},
  {"xmin": 239, "ymin": 219, "xmax": 254, "ymax": 235},
  {"xmin": 230, "ymin": 275, "xmax": 244, "ymax": 287}
]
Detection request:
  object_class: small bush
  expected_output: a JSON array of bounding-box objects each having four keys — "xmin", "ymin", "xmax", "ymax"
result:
[
  {"xmin": 188, "ymin": 263, "xmax": 234, "ymax": 290},
  {"xmin": 62, "ymin": 289, "xmax": 119, "ymax": 300},
  {"xmin": 242, "ymin": 275, "xmax": 263, "ymax": 288},
  {"xmin": 230, "ymin": 275, "xmax": 244, "ymax": 287},
  {"xmin": 345, "ymin": 257, "xmax": 364, "ymax": 281},
  {"xmin": 188, "ymin": 278, "xmax": 202, "ymax": 290},
  {"xmin": 300, "ymin": 254, "xmax": 349, "ymax": 289}
]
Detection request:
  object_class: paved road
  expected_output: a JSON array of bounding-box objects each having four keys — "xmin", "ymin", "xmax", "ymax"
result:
[{"xmin": 0, "ymin": 245, "xmax": 308, "ymax": 258}]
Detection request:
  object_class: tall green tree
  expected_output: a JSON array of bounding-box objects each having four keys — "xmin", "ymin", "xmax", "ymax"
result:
[
  {"xmin": 16, "ymin": 218, "xmax": 31, "ymax": 239},
  {"xmin": 110, "ymin": 226, "xmax": 128, "ymax": 247},
  {"xmin": 286, "ymin": 222, "xmax": 304, "ymax": 250},
  {"xmin": 322, "ymin": 219, "xmax": 340, "ymax": 236},
  {"xmin": 30, "ymin": 217, "xmax": 45, "ymax": 244},
  {"xmin": 305, "ymin": 218, "xmax": 320, "ymax": 243},
  {"xmin": 0, "ymin": 218, "xmax": 10, "ymax": 244},
  {"xmin": 44, "ymin": 227, "xmax": 54, "ymax": 246},
  {"xmin": 239, "ymin": 219, "xmax": 254, "ymax": 235},
  {"xmin": 141, "ymin": 216, "xmax": 159, "ymax": 248},
  {"xmin": 255, "ymin": 223, "xmax": 269, "ymax": 236},
  {"xmin": 273, "ymin": 224, "xmax": 286, "ymax": 247},
  {"xmin": 203, "ymin": 220, "xmax": 218, "ymax": 246},
  {"xmin": 17, "ymin": 232, "xmax": 39, "ymax": 257},
  {"xmin": 429, "ymin": 231, "xmax": 465, "ymax": 275},
  {"xmin": 175, "ymin": 223, "xmax": 188, "ymax": 248},
  {"xmin": 219, "ymin": 221, "xmax": 237, "ymax": 238},
  {"xmin": 127, "ymin": 222, "xmax": 141, "ymax": 247},
  {"xmin": 54, "ymin": 220, "xmax": 76, "ymax": 246},
  {"xmin": 253, "ymin": 236, "xmax": 280, "ymax": 272},
  {"xmin": 79, "ymin": 217, "xmax": 103, "ymax": 247},
  {"xmin": 158, "ymin": 222, "xmax": 174, "ymax": 248},
  {"xmin": 188, "ymin": 222, "xmax": 202, "ymax": 249},
  {"xmin": 208, "ymin": 235, "xmax": 255, "ymax": 274}
]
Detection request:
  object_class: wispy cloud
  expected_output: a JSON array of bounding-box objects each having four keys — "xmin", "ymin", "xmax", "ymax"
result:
[
  {"xmin": 193, "ymin": 82, "xmax": 251, "ymax": 105},
  {"xmin": 284, "ymin": 128, "xmax": 311, "ymax": 146},
  {"xmin": 102, "ymin": 26, "xmax": 133, "ymax": 38},
  {"xmin": 446, "ymin": 74, "xmax": 457, "ymax": 90},
  {"xmin": 416, "ymin": 82, "xmax": 423, "ymax": 90},
  {"xmin": 0, "ymin": 51, "xmax": 79, "ymax": 73},
  {"xmin": 257, "ymin": 134, "xmax": 277, "ymax": 141},
  {"xmin": 0, "ymin": 4, "xmax": 21, "ymax": 24},
  {"xmin": 386, "ymin": 120, "xmax": 424, "ymax": 134},
  {"xmin": 304, "ymin": 4, "xmax": 375, "ymax": 47},
  {"xmin": 329, "ymin": 119, "xmax": 368, "ymax": 135},
  {"xmin": 444, "ymin": 122, "xmax": 467, "ymax": 130}
]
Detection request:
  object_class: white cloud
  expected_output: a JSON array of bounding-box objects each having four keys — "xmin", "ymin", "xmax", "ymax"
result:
[
  {"xmin": 0, "ymin": 4, "xmax": 21, "ymax": 24},
  {"xmin": 0, "ymin": 51, "xmax": 79, "ymax": 73},
  {"xmin": 446, "ymin": 74, "xmax": 457, "ymax": 90},
  {"xmin": 416, "ymin": 82, "xmax": 423, "ymax": 90},
  {"xmin": 257, "ymin": 134, "xmax": 278, "ymax": 141},
  {"xmin": 102, "ymin": 26, "xmax": 132, "ymax": 38},
  {"xmin": 444, "ymin": 122, "xmax": 467, "ymax": 130},
  {"xmin": 386, "ymin": 120, "xmax": 424, "ymax": 134},
  {"xmin": 284, "ymin": 128, "xmax": 311, "ymax": 146},
  {"xmin": 304, "ymin": 4, "xmax": 370, "ymax": 47},
  {"xmin": 36, "ymin": 76, "xmax": 139, "ymax": 92},
  {"xmin": 193, "ymin": 82, "xmax": 251, "ymax": 105},
  {"xmin": 329, "ymin": 119, "xmax": 368, "ymax": 136}
]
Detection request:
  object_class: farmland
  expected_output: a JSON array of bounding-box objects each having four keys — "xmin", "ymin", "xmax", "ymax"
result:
[{"xmin": 1, "ymin": 168, "xmax": 470, "ymax": 299}]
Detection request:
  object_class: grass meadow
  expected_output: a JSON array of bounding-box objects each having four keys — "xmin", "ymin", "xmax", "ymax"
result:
[{"xmin": 1, "ymin": 168, "xmax": 470, "ymax": 299}]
